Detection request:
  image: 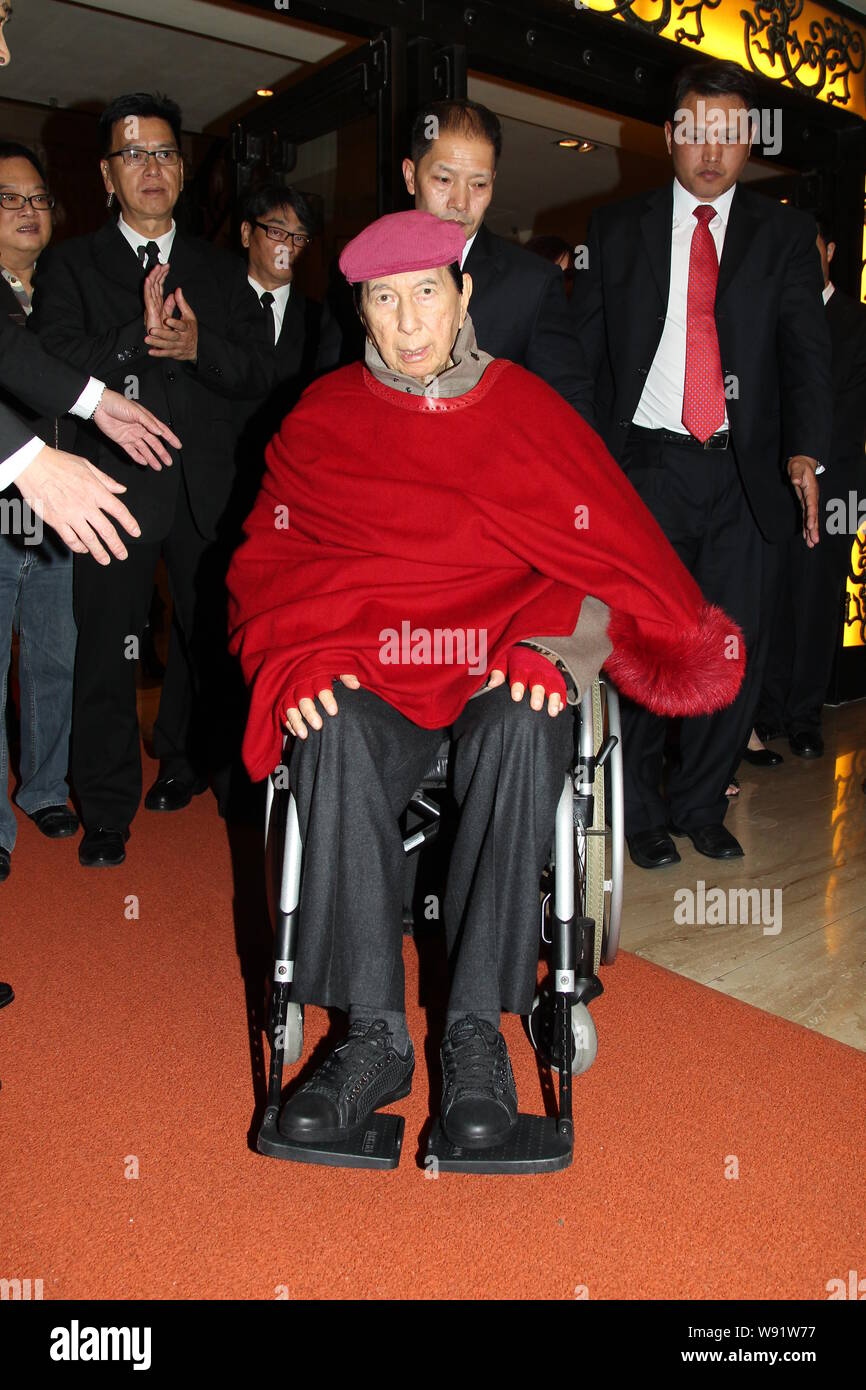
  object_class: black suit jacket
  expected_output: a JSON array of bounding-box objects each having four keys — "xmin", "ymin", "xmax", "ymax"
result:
[
  {"xmin": 572, "ymin": 182, "xmax": 833, "ymax": 542},
  {"xmin": 235, "ymin": 283, "xmax": 341, "ymax": 442},
  {"xmin": 29, "ymin": 220, "xmax": 273, "ymax": 540},
  {"xmin": 463, "ymin": 223, "xmax": 592, "ymax": 417},
  {"xmin": 0, "ymin": 285, "xmax": 87, "ymax": 464},
  {"xmin": 0, "ymin": 276, "xmax": 77, "ymax": 452},
  {"xmin": 230, "ymin": 282, "xmax": 341, "ymax": 531}
]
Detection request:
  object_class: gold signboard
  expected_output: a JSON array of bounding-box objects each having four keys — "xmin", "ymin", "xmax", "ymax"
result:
[
  {"xmin": 843, "ymin": 525, "xmax": 866, "ymax": 647},
  {"xmin": 577, "ymin": 1, "xmax": 866, "ymax": 120}
]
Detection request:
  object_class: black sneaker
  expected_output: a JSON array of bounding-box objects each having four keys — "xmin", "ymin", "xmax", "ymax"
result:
[
  {"xmin": 440, "ymin": 1015, "xmax": 518, "ymax": 1150},
  {"xmin": 278, "ymin": 1018, "xmax": 414, "ymax": 1144}
]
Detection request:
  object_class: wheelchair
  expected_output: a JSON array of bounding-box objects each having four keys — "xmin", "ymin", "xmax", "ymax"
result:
[{"xmin": 257, "ymin": 675, "xmax": 624, "ymax": 1174}]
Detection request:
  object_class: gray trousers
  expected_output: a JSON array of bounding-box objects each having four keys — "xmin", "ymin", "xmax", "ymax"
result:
[{"xmin": 287, "ymin": 682, "xmax": 574, "ymax": 1016}]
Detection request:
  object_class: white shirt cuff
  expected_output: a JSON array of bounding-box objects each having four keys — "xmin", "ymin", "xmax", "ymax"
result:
[
  {"xmin": 815, "ymin": 464, "xmax": 825, "ymax": 476},
  {"xmin": 0, "ymin": 434, "xmax": 46, "ymax": 491},
  {"xmin": 69, "ymin": 377, "xmax": 106, "ymax": 420}
]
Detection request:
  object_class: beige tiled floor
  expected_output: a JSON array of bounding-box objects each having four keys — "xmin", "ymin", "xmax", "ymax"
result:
[{"xmin": 620, "ymin": 701, "xmax": 866, "ymax": 1051}]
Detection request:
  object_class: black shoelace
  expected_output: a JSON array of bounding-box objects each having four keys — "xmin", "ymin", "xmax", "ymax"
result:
[
  {"xmin": 443, "ymin": 1015, "xmax": 507, "ymax": 1089},
  {"xmin": 315, "ymin": 1018, "xmax": 394, "ymax": 1087}
]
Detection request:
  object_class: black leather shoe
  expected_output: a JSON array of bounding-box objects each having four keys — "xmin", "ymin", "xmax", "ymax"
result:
[
  {"xmin": 78, "ymin": 827, "xmax": 129, "ymax": 867},
  {"xmin": 0, "ymin": 848, "xmax": 9, "ymax": 882},
  {"xmin": 30, "ymin": 805, "xmax": 80, "ymax": 838},
  {"xmin": 627, "ymin": 827, "xmax": 681, "ymax": 870},
  {"xmin": 440, "ymin": 1015, "xmax": 518, "ymax": 1150},
  {"xmin": 754, "ymin": 723, "xmax": 784, "ymax": 744},
  {"xmin": 0, "ymin": 981, "xmax": 13, "ymax": 1008},
  {"xmin": 144, "ymin": 775, "xmax": 207, "ymax": 812},
  {"xmin": 669, "ymin": 822, "xmax": 744, "ymax": 859},
  {"xmin": 789, "ymin": 730, "xmax": 824, "ymax": 759},
  {"xmin": 741, "ymin": 747, "xmax": 784, "ymax": 768},
  {"xmin": 278, "ymin": 1018, "xmax": 414, "ymax": 1143}
]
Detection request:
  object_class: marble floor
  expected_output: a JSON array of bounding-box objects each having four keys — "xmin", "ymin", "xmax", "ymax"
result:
[{"xmin": 619, "ymin": 700, "xmax": 866, "ymax": 1052}]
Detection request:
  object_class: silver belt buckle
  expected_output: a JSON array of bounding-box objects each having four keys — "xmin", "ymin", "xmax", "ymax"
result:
[{"xmin": 703, "ymin": 432, "xmax": 728, "ymax": 451}]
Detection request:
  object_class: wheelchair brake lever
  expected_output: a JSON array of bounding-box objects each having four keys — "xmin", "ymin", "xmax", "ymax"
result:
[{"xmin": 595, "ymin": 734, "xmax": 618, "ymax": 770}]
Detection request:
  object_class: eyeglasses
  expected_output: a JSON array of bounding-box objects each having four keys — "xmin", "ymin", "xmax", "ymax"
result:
[
  {"xmin": 0, "ymin": 193, "xmax": 56, "ymax": 211},
  {"xmin": 105, "ymin": 148, "xmax": 181, "ymax": 168},
  {"xmin": 253, "ymin": 221, "xmax": 311, "ymax": 247}
]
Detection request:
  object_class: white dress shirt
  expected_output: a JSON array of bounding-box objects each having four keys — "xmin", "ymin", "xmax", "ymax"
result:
[
  {"xmin": 633, "ymin": 177, "xmax": 737, "ymax": 434},
  {"xmin": 460, "ymin": 230, "xmax": 478, "ymax": 270},
  {"xmin": 248, "ymin": 276, "xmax": 291, "ymax": 345},
  {"xmin": 117, "ymin": 214, "xmax": 177, "ymax": 265},
  {"xmin": 822, "ymin": 281, "xmax": 835, "ymax": 306}
]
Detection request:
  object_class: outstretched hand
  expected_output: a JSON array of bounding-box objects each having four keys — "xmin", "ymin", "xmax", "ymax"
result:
[
  {"xmin": 93, "ymin": 389, "xmax": 181, "ymax": 470},
  {"xmin": 15, "ymin": 445, "xmax": 141, "ymax": 565}
]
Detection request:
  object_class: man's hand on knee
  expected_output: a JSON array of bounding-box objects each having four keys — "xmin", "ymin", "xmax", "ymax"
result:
[
  {"xmin": 285, "ymin": 674, "xmax": 360, "ymax": 738},
  {"xmin": 487, "ymin": 647, "xmax": 566, "ymax": 716}
]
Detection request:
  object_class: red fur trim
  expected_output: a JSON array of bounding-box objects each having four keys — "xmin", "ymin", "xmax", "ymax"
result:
[{"xmin": 603, "ymin": 602, "xmax": 745, "ymax": 715}]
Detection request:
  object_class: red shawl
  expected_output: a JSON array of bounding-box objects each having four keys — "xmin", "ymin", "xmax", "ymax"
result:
[{"xmin": 227, "ymin": 360, "xmax": 745, "ymax": 781}]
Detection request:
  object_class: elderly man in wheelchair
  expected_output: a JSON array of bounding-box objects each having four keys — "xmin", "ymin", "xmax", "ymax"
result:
[{"xmin": 227, "ymin": 210, "xmax": 744, "ymax": 1166}]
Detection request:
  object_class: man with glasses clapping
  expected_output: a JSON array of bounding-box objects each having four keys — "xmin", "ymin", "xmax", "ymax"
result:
[{"xmin": 29, "ymin": 92, "xmax": 274, "ymax": 867}]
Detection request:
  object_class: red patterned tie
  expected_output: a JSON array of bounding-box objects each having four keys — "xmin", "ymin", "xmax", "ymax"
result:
[{"xmin": 682, "ymin": 204, "xmax": 725, "ymax": 443}]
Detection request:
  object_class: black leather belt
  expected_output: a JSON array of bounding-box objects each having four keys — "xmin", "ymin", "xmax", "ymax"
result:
[{"xmin": 628, "ymin": 423, "xmax": 730, "ymax": 451}]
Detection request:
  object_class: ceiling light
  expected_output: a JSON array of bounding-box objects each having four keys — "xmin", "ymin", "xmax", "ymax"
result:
[
  {"xmin": 257, "ymin": 88, "xmax": 274, "ymax": 98},
  {"xmin": 556, "ymin": 138, "xmax": 595, "ymax": 152}
]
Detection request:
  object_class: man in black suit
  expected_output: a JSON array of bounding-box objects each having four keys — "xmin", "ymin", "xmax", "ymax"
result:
[
  {"xmin": 150, "ymin": 180, "xmax": 341, "ymax": 820},
  {"xmin": 400, "ymin": 98, "xmax": 591, "ymax": 416},
  {"xmin": 30, "ymin": 92, "xmax": 273, "ymax": 866},
  {"xmin": 572, "ymin": 60, "xmax": 832, "ymax": 867},
  {"xmin": 235, "ymin": 181, "xmax": 340, "ymax": 494},
  {"xmin": 755, "ymin": 214, "xmax": 866, "ymax": 758}
]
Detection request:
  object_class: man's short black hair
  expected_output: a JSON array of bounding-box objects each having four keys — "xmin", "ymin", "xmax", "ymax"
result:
[
  {"xmin": 99, "ymin": 93, "xmax": 182, "ymax": 156},
  {"xmin": 0, "ymin": 141, "xmax": 48, "ymax": 184},
  {"xmin": 240, "ymin": 182, "xmax": 318, "ymax": 237},
  {"xmin": 409, "ymin": 100, "xmax": 502, "ymax": 168},
  {"xmin": 669, "ymin": 61, "xmax": 758, "ymax": 125},
  {"xmin": 815, "ymin": 210, "xmax": 836, "ymax": 246},
  {"xmin": 352, "ymin": 260, "xmax": 464, "ymax": 314}
]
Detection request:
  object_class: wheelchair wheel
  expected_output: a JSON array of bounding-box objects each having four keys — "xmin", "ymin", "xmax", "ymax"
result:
[{"xmin": 527, "ymin": 991, "xmax": 598, "ymax": 1076}]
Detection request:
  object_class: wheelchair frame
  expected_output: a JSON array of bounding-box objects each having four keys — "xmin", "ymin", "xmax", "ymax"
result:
[{"xmin": 257, "ymin": 676, "xmax": 624, "ymax": 1173}]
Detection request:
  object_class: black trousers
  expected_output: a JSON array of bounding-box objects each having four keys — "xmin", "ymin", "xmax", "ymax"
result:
[
  {"xmin": 287, "ymin": 682, "xmax": 574, "ymax": 1017},
  {"xmin": 618, "ymin": 431, "xmax": 780, "ymax": 832},
  {"xmin": 71, "ymin": 479, "xmax": 238, "ymax": 829},
  {"xmin": 757, "ymin": 527, "xmax": 847, "ymax": 737}
]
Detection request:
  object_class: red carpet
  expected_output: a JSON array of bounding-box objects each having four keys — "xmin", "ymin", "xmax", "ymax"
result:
[{"xmin": 1, "ymin": 749, "xmax": 864, "ymax": 1300}]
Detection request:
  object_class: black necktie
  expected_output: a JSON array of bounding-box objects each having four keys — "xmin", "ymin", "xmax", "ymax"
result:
[
  {"xmin": 137, "ymin": 241, "xmax": 160, "ymax": 273},
  {"xmin": 260, "ymin": 290, "xmax": 276, "ymax": 346}
]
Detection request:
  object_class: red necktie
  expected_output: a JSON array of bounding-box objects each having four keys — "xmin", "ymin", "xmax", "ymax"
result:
[{"xmin": 682, "ymin": 205, "xmax": 725, "ymax": 443}]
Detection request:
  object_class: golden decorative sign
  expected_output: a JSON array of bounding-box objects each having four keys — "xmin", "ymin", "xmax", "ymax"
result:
[
  {"xmin": 577, "ymin": 0, "xmax": 866, "ymax": 120},
  {"xmin": 843, "ymin": 525, "xmax": 866, "ymax": 646}
]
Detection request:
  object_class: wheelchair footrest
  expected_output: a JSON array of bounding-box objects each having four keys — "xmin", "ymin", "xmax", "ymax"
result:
[
  {"xmin": 426, "ymin": 1114, "xmax": 573, "ymax": 1174},
  {"xmin": 257, "ymin": 1106, "xmax": 404, "ymax": 1170}
]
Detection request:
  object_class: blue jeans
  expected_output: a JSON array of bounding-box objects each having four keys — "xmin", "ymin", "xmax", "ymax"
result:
[{"xmin": 0, "ymin": 534, "xmax": 75, "ymax": 851}]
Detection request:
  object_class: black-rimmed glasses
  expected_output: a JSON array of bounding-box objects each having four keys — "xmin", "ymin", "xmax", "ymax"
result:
[
  {"xmin": 0, "ymin": 193, "xmax": 56, "ymax": 211},
  {"xmin": 253, "ymin": 221, "xmax": 311, "ymax": 247},
  {"xmin": 105, "ymin": 148, "xmax": 181, "ymax": 168}
]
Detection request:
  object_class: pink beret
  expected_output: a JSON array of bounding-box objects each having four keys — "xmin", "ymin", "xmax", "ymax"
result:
[{"xmin": 339, "ymin": 210, "xmax": 466, "ymax": 284}]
